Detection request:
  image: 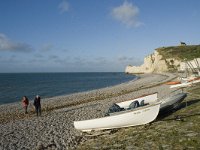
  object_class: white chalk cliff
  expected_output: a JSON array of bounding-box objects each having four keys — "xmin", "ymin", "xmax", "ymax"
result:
[{"xmin": 125, "ymin": 51, "xmax": 181, "ymax": 74}]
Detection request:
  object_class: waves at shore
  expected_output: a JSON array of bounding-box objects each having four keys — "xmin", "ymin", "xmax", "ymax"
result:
[{"xmin": 0, "ymin": 72, "xmax": 136, "ymax": 104}]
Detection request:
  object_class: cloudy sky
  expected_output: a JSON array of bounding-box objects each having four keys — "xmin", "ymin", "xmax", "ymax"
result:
[{"xmin": 0, "ymin": 0, "xmax": 200, "ymax": 72}]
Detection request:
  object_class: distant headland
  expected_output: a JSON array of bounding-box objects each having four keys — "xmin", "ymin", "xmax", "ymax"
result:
[{"xmin": 125, "ymin": 43, "xmax": 200, "ymax": 74}]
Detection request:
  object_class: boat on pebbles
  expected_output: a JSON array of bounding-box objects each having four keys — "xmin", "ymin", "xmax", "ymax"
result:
[
  {"xmin": 74, "ymin": 92, "xmax": 187, "ymax": 132},
  {"xmin": 170, "ymin": 78, "xmax": 200, "ymax": 88}
]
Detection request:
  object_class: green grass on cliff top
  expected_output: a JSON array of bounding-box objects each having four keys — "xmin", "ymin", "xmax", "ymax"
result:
[{"xmin": 156, "ymin": 45, "xmax": 200, "ymax": 61}]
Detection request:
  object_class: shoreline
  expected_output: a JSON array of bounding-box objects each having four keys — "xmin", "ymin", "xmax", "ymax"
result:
[
  {"xmin": 0, "ymin": 73, "xmax": 178, "ymax": 149},
  {"xmin": 0, "ymin": 72, "xmax": 136, "ymax": 106},
  {"xmin": 0, "ymin": 73, "xmax": 137, "ymax": 106},
  {"xmin": 0, "ymin": 73, "xmax": 175, "ymax": 107}
]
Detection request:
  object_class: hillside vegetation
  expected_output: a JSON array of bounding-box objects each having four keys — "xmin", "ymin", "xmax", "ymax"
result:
[{"xmin": 156, "ymin": 45, "xmax": 200, "ymax": 61}]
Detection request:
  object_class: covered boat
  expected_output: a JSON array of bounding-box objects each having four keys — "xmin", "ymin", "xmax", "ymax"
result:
[{"xmin": 159, "ymin": 93, "xmax": 187, "ymax": 113}]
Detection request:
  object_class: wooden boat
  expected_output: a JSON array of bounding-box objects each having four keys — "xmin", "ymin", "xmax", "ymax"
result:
[{"xmin": 74, "ymin": 93, "xmax": 160, "ymax": 132}]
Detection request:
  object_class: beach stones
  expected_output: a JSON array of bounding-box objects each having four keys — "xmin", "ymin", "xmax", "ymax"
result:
[{"xmin": 0, "ymin": 73, "xmax": 177, "ymax": 149}]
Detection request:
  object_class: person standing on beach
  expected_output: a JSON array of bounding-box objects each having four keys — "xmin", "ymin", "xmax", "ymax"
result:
[
  {"xmin": 33, "ymin": 95, "xmax": 41, "ymax": 116},
  {"xmin": 22, "ymin": 96, "xmax": 29, "ymax": 114}
]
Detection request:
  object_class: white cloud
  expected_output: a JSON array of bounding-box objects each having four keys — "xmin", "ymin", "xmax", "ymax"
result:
[
  {"xmin": 41, "ymin": 43, "xmax": 54, "ymax": 52},
  {"xmin": 0, "ymin": 33, "xmax": 32, "ymax": 52},
  {"xmin": 111, "ymin": 1, "xmax": 143, "ymax": 27},
  {"xmin": 118, "ymin": 56, "xmax": 142, "ymax": 66},
  {"xmin": 58, "ymin": 0, "xmax": 70, "ymax": 14}
]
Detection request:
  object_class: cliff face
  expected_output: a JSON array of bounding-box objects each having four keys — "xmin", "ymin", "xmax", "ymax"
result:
[
  {"xmin": 126, "ymin": 45, "xmax": 200, "ymax": 74},
  {"xmin": 125, "ymin": 51, "xmax": 181, "ymax": 74}
]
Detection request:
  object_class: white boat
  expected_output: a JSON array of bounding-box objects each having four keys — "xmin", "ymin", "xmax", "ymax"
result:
[
  {"xmin": 74, "ymin": 93, "xmax": 160, "ymax": 132},
  {"xmin": 179, "ymin": 75, "xmax": 197, "ymax": 82},
  {"xmin": 170, "ymin": 82, "xmax": 192, "ymax": 88},
  {"xmin": 116, "ymin": 93, "xmax": 158, "ymax": 109},
  {"xmin": 74, "ymin": 92, "xmax": 187, "ymax": 132},
  {"xmin": 116, "ymin": 92, "xmax": 187, "ymax": 112},
  {"xmin": 170, "ymin": 78, "xmax": 200, "ymax": 88}
]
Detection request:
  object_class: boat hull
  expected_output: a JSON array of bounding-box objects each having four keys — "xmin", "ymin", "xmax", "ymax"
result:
[
  {"xmin": 160, "ymin": 93, "xmax": 187, "ymax": 113},
  {"xmin": 74, "ymin": 103, "xmax": 160, "ymax": 132},
  {"xmin": 170, "ymin": 78, "xmax": 200, "ymax": 88},
  {"xmin": 116, "ymin": 92, "xmax": 187, "ymax": 113},
  {"xmin": 73, "ymin": 93, "xmax": 187, "ymax": 132},
  {"xmin": 117, "ymin": 93, "xmax": 158, "ymax": 109},
  {"xmin": 165, "ymin": 81, "xmax": 181, "ymax": 85}
]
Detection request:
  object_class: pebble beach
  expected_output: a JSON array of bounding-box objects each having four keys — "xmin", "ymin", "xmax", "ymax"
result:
[{"xmin": 0, "ymin": 73, "xmax": 178, "ymax": 149}]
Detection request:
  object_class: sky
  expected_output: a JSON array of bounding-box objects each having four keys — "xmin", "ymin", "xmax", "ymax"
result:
[{"xmin": 0, "ymin": 0, "xmax": 200, "ymax": 72}]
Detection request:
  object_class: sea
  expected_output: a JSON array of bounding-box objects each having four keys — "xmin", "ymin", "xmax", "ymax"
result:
[{"xmin": 0, "ymin": 72, "xmax": 136, "ymax": 104}]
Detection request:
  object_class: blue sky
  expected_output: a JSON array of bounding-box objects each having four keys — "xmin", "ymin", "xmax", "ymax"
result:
[{"xmin": 0, "ymin": 0, "xmax": 200, "ymax": 72}]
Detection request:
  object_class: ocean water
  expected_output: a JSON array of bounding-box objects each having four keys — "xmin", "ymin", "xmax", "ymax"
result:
[{"xmin": 0, "ymin": 72, "xmax": 136, "ymax": 104}]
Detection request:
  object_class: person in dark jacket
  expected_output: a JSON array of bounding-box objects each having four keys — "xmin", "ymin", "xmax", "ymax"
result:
[
  {"xmin": 33, "ymin": 95, "xmax": 41, "ymax": 116},
  {"xmin": 22, "ymin": 96, "xmax": 29, "ymax": 114}
]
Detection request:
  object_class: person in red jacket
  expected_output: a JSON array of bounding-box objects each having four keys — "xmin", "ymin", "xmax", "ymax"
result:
[{"xmin": 22, "ymin": 96, "xmax": 29, "ymax": 114}]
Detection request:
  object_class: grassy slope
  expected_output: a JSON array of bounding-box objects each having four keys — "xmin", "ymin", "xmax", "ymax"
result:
[
  {"xmin": 76, "ymin": 84, "xmax": 200, "ymax": 150},
  {"xmin": 156, "ymin": 45, "xmax": 200, "ymax": 61}
]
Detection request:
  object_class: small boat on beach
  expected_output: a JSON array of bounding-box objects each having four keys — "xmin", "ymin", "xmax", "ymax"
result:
[
  {"xmin": 116, "ymin": 92, "xmax": 187, "ymax": 113},
  {"xmin": 165, "ymin": 77, "xmax": 200, "ymax": 86},
  {"xmin": 165, "ymin": 81, "xmax": 181, "ymax": 85},
  {"xmin": 170, "ymin": 82, "xmax": 192, "ymax": 88},
  {"xmin": 179, "ymin": 76, "xmax": 200, "ymax": 82},
  {"xmin": 116, "ymin": 93, "xmax": 158, "ymax": 109},
  {"xmin": 170, "ymin": 78, "xmax": 200, "ymax": 88},
  {"xmin": 159, "ymin": 93, "xmax": 187, "ymax": 113},
  {"xmin": 74, "ymin": 92, "xmax": 187, "ymax": 132},
  {"xmin": 74, "ymin": 103, "xmax": 160, "ymax": 132},
  {"xmin": 74, "ymin": 93, "xmax": 160, "ymax": 132}
]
